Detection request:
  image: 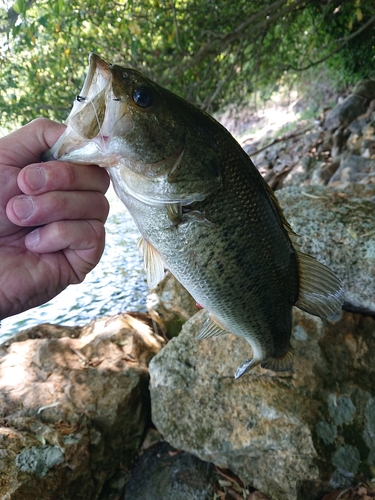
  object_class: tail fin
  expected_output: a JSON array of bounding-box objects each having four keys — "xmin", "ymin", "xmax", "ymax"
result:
[{"xmin": 295, "ymin": 250, "xmax": 344, "ymax": 317}]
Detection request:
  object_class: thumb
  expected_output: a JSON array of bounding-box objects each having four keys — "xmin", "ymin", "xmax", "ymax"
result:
[{"xmin": 0, "ymin": 118, "xmax": 66, "ymax": 169}]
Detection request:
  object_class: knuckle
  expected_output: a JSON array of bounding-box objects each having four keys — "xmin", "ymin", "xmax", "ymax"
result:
[
  {"xmin": 58, "ymin": 162, "xmax": 78, "ymax": 187},
  {"xmin": 29, "ymin": 117, "xmax": 51, "ymax": 127}
]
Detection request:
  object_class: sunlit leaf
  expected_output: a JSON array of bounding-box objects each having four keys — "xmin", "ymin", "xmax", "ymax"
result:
[
  {"xmin": 129, "ymin": 20, "xmax": 141, "ymax": 36},
  {"xmin": 12, "ymin": 0, "xmax": 27, "ymax": 15}
]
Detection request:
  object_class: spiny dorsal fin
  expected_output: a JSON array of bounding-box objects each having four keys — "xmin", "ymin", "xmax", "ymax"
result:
[
  {"xmin": 262, "ymin": 181, "xmax": 297, "ymax": 236},
  {"xmin": 196, "ymin": 316, "xmax": 228, "ymax": 340},
  {"xmin": 263, "ymin": 183, "xmax": 344, "ymax": 317},
  {"xmin": 138, "ymin": 237, "xmax": 166, "ymax": 288}
]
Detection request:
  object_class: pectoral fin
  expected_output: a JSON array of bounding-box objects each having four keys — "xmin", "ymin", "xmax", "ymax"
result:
[
  {"xmin": 166, "ymin": 203, "xmax": 215, "ymax": 227},
  {"xmin": 138, "ymin": 237, "xmax": 165, "ymax": 288},
  {"xmin": 166, "ymin": 203, "xmax": 182, "ymax": 226}
]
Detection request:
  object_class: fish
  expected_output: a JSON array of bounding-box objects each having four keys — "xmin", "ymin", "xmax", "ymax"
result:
[{"xmin": 44, "ymin": 53, "xmax": 345, "ymax": 379}]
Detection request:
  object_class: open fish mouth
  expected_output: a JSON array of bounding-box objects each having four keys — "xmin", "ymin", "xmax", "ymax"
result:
[
  {"xmin": 43, "ymin": 53, "xmax": 133, "ymax": 164},
  {"xmin": 44, "ymin": 54, "xmax": 220, "ymax": 206}
]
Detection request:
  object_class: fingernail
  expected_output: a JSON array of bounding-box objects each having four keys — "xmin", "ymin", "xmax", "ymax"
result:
[
  {"xmin": 25, "ymin": 228, "xmax": 40, "ymax": 248},
  {"xmin": 24, "ymin": 167, "xmax": 46, "ymax": 191},
  {"xmin": 13, "ymin": 197, "xmax": 34, "ymax": 220}
]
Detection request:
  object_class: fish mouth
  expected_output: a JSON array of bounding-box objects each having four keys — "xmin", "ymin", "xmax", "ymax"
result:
[
  {"xmin": 44, "ymin": 53, "xmax": 133, "ymax": 163},
  {"xmin": 44, "ymin": 53, "xmax": 221, "ymax": 207}
]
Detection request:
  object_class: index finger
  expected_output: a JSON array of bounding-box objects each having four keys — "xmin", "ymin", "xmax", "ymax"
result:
[
  {"xmin": 0, "ymin": 118, "xmax": 66, "ymax": 169},
  {"xmin": 18, "ymin": 161, "xmax": 110, "ymax": 195}
]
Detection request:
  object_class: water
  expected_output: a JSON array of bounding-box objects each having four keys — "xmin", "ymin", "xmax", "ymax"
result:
[{"xmin": 0, "ymin": 186, "xmax": 148, "ymax": 342}]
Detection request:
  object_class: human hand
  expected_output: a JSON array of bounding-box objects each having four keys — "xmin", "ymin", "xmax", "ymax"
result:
[{"xmin": 0, "ymin": 118, "xmax": 110, "ymax": 320}]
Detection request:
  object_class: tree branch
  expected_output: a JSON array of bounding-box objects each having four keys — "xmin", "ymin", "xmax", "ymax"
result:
[
  {"xmin": 288, "ymin": 13, "xmax": 375, "ymax": 72},
  {"xmin": 0, "ymin": 0, "xmax": 36, "ymax": 33},
  {"xmin": 169, "ymin": 0, "xmax": 308, "ymax": 77}
]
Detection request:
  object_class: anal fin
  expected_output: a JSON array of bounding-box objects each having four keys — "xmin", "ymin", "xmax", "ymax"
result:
[{"xmin": 138, "ymin": 237, "xmax": 165, "ymax": 288}]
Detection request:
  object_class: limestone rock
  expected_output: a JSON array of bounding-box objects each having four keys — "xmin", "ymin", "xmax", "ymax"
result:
[
  {"xmin": 0, "ymin": 313, "xmax": 165, "ymax": 500},
  {"xmin": 276, "ymin": 184, "xmax": 375, "ymax": 313},
  {"xmin": 149, "ymin": 309, "xmax": 375, "ymax": 500}
]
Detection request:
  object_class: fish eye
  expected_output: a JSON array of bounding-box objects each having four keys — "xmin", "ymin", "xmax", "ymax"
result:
[{"xmin": 133, "ymin": 86, "xmax": 154, "ymax": 108}]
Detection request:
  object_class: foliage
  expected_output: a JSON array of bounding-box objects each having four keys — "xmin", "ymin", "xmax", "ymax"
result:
[{"xmin": 0, "ymin": 0, "xmax": 375, "ymax": 127}]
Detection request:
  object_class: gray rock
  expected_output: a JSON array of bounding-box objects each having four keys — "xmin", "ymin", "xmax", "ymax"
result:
[
  {"xmin": 352, "ymin": 79, "xmax": 375, "ymax": 100},
  {"xmin": 149, "ymin": 308, "xmax": 375, "ymax": 500},
  {"xmin": 348, "ymin": 117, "xmax": 368, "ymax": 135},
  {"xmin": 0, "ymin": 313, "xmax": 165, "ymax": 500},
  {"xmin": 278, "ymin": 155, "xmax": 316, "ymax": 187},
  {"xmin": 360, "ymin": 139, "xmax": 375, "ymax": 158},
  {"xmin": 16, "ymin": 445, "xmax": 64, "ymax": 477},
  {"xmin": 276, "ymin": 184, "xmax": 375, "ymax": 313},
  {"xmin": 329, "ymin": 154, "xmax": 375, "ymax": 184},
  {"xmin": 124, "ymin": 441, "xmax": 219, "ymax": 500},
  {"xmin": 324, "ymin": 94, "xmax": 368, "ymax": 131},
  {"xmin": 346, "ymin": 133, "xmax": 363, "ymax": 153}
]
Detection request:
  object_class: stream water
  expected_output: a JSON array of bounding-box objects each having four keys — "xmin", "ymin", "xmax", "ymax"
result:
[{"xmin": 0, "ymin": 186, "xmax": 148, "ymax": 342}]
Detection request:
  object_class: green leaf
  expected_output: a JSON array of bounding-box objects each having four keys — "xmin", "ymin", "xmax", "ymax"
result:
[
  {"xmin": 12, "ymin": 0, "xmax": 26, "ymax": 15},
  {"xmin": 38, "ymin": 15, "xmax": 50, "ymax": 28}
]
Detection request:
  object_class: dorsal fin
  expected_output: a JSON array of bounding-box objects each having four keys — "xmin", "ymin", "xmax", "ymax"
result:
[
  {"xmin": 263, "ymin": 182, "xmax": 345, "ymax": 317},
  {"xmin": 138, "ymin": 237, "xmax": 166, "ymax": 288}
]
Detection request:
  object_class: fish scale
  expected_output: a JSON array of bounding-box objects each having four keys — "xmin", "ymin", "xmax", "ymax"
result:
[{"xmin": 45, "ymin": 53, "xmax": 344, "ymax": 378}]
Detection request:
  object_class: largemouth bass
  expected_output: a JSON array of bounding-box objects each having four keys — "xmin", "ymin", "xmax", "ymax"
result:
[{"xmin": 45, "ymin": 54, "xmax": 344, "ymax": 378}]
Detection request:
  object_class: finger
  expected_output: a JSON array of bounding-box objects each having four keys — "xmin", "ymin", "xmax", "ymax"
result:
[
  {"xmin": 0, "ymin": 118, "xmax": 66, "ymax": 168},
  {"xmin": 25, "ymin": 219, "xmax": 106, "ymax": 281},
  {"xmin": 0, "ymin": 165, "xmax": 21, "ymax": 206},
  {"xmin": 18, "ymin": 161, "xmax": 110, "ymax": 195},
  {"xmin": 0, "ymin": 166, "xmax": 22, "ymax": 236},
  {"xmin": 6, "ymin": 190, "xmax": 110, "ymax": 226}
]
